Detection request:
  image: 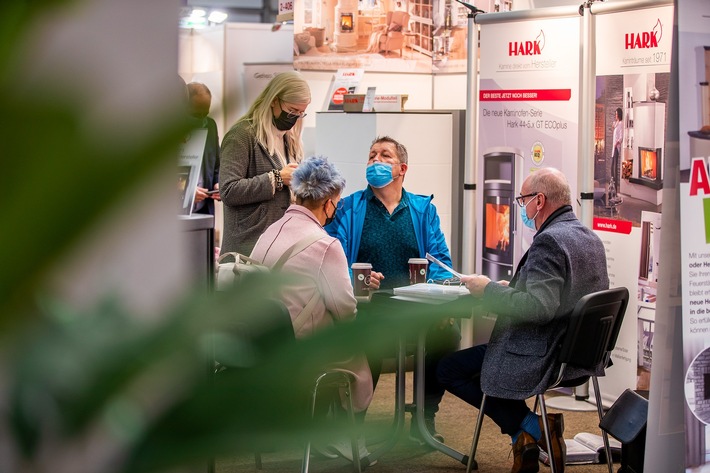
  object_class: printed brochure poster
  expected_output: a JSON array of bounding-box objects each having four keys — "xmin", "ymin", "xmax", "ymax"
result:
[
  {"xmin": 326, "ymin": 68, "xmax": 364, "ymax": 110},
  {"xmin": 476, "ymin": 15, "xmax": 581, "ymax": 279},
  {"xmin": 592, "ymin": 5, "xmax": 672, "ymax": 400},
  {"xmin": 291, "ymin": 0, "xmax": 489, "ymax": 74},
  {"xmin": 178, "ymin": 128, "xmax": 207, "ymax": 216},
  {"xmin": 678, "ymin": 0, "xmax": 710, "ymax": 468}
]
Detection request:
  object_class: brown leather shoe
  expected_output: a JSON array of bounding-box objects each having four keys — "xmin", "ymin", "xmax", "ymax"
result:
[
  {"xmin": 511, "ymin": 431, "xmax": 540, "ymax": 473},
  {"xmin": 537, "ymin": 413, "xmax": 566, "ymax": 472}
]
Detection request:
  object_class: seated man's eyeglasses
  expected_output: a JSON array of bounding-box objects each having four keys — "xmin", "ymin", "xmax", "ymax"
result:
[{"xmin": 515, "ymin": 192, "xmax": 540, "ymax": 207}]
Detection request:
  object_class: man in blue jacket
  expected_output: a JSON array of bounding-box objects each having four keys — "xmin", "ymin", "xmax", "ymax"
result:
[{"xmin": 326, "ymin": 135, "xmax": 459, "ymax": 444}]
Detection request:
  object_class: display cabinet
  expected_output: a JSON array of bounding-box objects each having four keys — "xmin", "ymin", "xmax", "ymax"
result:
[
  {"xmin": 409, "ymin": 0, "xmax": 433, "ymax": 56},
  {"xmin": 178, "ymin": 214, "xmax": 215, "ymax": 292}
]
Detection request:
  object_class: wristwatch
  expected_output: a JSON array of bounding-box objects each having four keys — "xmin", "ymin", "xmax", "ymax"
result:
[{"xmin": 272, "ymin": 169, "xmax": 284, "ymax": 191}]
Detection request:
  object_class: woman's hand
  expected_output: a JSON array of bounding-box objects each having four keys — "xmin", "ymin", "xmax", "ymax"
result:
[
  {"xmin": 210, "ymin": 184, "xmax": 221, "ymax": 201},
  {"xmin": 280, "ymin": 163, "xmax": 299, "ymax": 187}
]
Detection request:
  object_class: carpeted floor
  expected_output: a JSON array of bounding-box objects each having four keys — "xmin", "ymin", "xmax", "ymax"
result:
[{"xmin": 216, "ymin": 372, "xmax": 616, "ymax": 473}]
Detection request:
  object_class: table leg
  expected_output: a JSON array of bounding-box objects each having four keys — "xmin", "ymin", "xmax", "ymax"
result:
[
  {"xmin": 365, "ymin": 337, "xmax": 407, "ymax": 464},
  {"xmin": 414, "ymin": 328, "xmax": 469, "ymax": 465}
]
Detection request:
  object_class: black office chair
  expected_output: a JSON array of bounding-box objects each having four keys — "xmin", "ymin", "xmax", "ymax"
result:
[
  {"xmin": 214, "ymin": 298, "xmax": 362, "ymax": 473},
  {"xmin": 466, "ymin": 287, "xmax": 629, "ymax": 473}
]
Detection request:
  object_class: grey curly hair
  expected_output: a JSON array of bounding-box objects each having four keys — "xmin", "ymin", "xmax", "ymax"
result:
[{"xmin": 290, "ymin": 156, "xmax": 346, "ymax": 201}]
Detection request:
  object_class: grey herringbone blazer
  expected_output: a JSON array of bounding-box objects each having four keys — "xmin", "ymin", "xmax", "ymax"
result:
[
  {"xmin": 219, "ymin": 121, "xmax": 293, "ymax": 256},
  {"xmin": 479, "ymin": 205, "xmax": 609, "ymax": 400}
]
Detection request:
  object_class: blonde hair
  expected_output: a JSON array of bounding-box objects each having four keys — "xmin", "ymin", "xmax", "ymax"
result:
[{"xmin": 238, "ymin": 71, "xmax": 311, "ymax": 161}]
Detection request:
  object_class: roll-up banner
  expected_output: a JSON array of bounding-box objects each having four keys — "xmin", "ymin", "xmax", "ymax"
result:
[
  {"xmin": 592, "ymin": 3, "xmax": 673, "ymax": 406},
  {"xmin": 678, "ymin": 0, "xmax": 710, "ymax": 468},
  {"xmin": 476, "ymin": 11, "xmax": 582, "ymax": 278}
]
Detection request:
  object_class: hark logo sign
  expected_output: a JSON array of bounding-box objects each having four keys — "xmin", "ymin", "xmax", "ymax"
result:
[
  {"xmin": 625, "ymin": 19, "xmax": 663, "ymax": 49},
  {"xmin": 508, "ymin": 30, "xmax": 545, "ymax": 56}
]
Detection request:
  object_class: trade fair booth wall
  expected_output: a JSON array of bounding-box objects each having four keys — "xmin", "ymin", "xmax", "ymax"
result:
[
  {"xmin": 6, "ymin": 1, "xmax": 697, "ymax": 472},
  {"xmin": 178, "ymin": 1, "xmax": 709, "ymax": 470},
  {"xmin": 178, "ymin": 21, "xmax": 470, "ymax": 261}
]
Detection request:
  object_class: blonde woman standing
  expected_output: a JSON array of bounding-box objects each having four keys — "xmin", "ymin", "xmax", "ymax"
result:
[{"xmin": 219, "ymin": 71, "xmax": 311, "ymax": 256}]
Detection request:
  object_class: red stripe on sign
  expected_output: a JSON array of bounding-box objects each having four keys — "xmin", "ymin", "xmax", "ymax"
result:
[
  {"xmin": 593, "ymin": 217, "xmax": 632, "ymax": 234},
  {"xmin": 479, "ymin": 89, "xmax": 571, "ymax": 101}
]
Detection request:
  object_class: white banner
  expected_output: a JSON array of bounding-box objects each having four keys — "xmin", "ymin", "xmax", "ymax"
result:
[
  {"xmin": 592, "ymin": 4, "xmax": 673, "ymax": 404},
  {"xmin": 678, "ymin": 0, "xmax": 710, "ymax": 468},
  {"xmin": 476, "ymin": 15, "xmax": 581, "ymax": 274}
]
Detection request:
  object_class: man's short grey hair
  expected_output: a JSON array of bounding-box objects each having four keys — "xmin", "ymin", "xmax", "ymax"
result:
[
  {"xmin": 527, "ymin": 167, "xmax": 571, "ymax": 206},
  {"xmin": 371, "ymin": 136, "xmax": 408, "ymax": 164},
  {"xmin": 291, "ymin": 156, "xmax": 346, "ymax": 201}
]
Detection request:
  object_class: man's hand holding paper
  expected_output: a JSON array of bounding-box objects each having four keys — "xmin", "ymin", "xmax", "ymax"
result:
[{"xmin": 460, "ymin": 274, "xmax": 491, "ymax": 297}]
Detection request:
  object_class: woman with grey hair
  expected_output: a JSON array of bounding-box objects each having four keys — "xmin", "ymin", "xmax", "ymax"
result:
[
  {"xmin": 250, "ymin": 157, "xmax": 374, "ymax": 463},
  {"xmin": 220, "ymin": 71, "xmax": 311, "ymax": 256}
]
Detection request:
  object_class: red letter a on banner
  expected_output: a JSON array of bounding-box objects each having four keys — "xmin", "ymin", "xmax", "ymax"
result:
[{"xmin": 689, "ymin": 158, "xmax": 710, "ymax": 196}]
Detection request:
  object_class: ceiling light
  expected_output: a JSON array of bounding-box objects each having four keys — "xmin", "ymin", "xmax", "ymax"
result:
[
  {"xmin": 180, "ymin": 15, "xmax": 207, "ymax": 29},
  {"xmin": 208, "ymin": 10, "xmax": 228, "ymax": 23},
  {"xmin": 191, "ymin": 8, "xmax": 206, "ymax": 17}
]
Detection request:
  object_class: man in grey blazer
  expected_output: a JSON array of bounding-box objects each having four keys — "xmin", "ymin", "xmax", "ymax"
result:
[{"xmin": 437, "ymin": 168, "xmax": 609, "ymax": 473}]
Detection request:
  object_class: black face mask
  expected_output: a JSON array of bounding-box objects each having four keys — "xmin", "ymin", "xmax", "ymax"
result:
[
  {"xmin": 273, "ymin": 110, "xmax": 299, "ymax": 131},
  {"xmin": 323, "ymin": 200, "xmax": 336, "ymax": 227}
]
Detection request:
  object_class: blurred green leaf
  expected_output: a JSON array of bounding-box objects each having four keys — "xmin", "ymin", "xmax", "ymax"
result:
[
  {"xmin": 8, "ymin": 268, "xmax": 471, "ymax": 472},
  {"xmin": 0, "ymin": 93, "xmax": 192, "ymax": 332},
  {"xmin": 0, "ymin": 4, "xmax": 477, "ymax": 473},
  {"xmin": 0, "ymin": 2, "xmax": 76, "ymax": 78}
]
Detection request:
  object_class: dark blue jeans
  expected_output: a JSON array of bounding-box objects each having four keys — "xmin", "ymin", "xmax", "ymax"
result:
[
  {"xmin": 368, "ymin": 319, "xmax": 461, "ymax": 418},
  {"xmin": 436, "ymin": 344, "xmax": 531, "ymax": 436}
]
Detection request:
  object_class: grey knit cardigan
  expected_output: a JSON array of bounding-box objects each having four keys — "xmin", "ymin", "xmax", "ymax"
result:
[{"xmin": 219, "ymin": 120, "xmax": 294, "ymax": 256}]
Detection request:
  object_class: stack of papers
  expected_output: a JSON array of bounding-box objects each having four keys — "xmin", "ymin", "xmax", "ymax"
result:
[{"xmin": 393, "ymin": 283, "xmax": 469, "ymax": 302}]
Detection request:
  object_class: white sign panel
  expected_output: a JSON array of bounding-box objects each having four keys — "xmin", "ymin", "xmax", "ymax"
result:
[
  {"xmin": 243, "ymin": 63, "xmax": 294, "ymax": 108},
  {"xmin": 595, "ymin": 7, "xmax": 671, "ymax": 75},
  {"xmin": 277, "ymin": 0, "xmax": 294, "ymax": 22}
]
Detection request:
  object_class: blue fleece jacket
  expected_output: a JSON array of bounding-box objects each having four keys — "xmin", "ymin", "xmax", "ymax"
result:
[{"xmin": 325, "ymin": 188, "xmax": 454, "ymax": 281}]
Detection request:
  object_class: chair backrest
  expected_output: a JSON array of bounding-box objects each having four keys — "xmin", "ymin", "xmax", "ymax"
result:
[
  {"xmin": 386, "ymin": 10, "xmax": 409, "ymax": 30},
  {"xmin": 557, "ymin": 287, "xmax": 629, "ymax": 371}
]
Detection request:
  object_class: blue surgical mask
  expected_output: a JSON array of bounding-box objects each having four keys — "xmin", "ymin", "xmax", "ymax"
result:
[
  {"xmin": 366, "ymin": 162, "xmax": 394, "ymax": 188},
  {"xmin": 520, "ymin": 198, "xmax": 540, "ymax": 231}
]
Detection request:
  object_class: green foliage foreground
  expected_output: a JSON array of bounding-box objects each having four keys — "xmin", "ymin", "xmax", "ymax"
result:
[
  {"xmin": 0, "ymin": 3, "xmax": 475, "ymax": 473},
  {"xmin": 7, "ymin": 271, "xmax": 471, "ymax": 473}
]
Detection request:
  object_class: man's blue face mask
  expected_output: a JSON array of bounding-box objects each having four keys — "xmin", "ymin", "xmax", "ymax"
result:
[
  {"xmin": 520, "ymin": 197, "xmax": 539, "ymax": 231},
  {"xmin": 366, "ymin": 162, "xmax": 394, "ymax": 188}
]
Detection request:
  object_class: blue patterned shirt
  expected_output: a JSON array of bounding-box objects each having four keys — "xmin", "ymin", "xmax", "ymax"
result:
[{"xmin": 356, "ymin": 187, "xmax": 419, "ymax": 289}]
